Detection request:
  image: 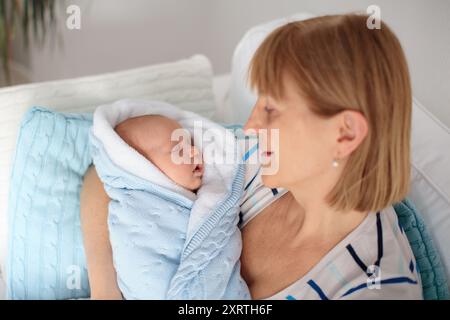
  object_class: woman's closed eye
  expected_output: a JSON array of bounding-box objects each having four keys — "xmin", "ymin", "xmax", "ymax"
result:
[
  {"xmin": 264, "ymin": 105, "xmax": 272, "ymax": 113},
  {"xmin": 264, "ymin": 105, "xmax": 277, "ymax": 116}
]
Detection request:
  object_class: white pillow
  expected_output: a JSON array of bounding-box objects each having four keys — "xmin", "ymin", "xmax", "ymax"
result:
[
  {"xmin": 229, "ymin": 13, "xmax": 450, "ymax": 288},
  {"xmin": 409, "ymin": 98, "xmax": 450, "ymax": 284},
  {"xmin": 0, "ymin": 54, "xmax": 216, "ymax": 276}
]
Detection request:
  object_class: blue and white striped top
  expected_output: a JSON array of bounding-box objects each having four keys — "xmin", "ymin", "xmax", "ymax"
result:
[{"xmin": 235, "ymin": 131, "xmax": 423, "ymax": 300}]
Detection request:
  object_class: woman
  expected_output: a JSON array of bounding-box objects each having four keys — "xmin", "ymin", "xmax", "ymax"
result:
[{"xmin": 80, "ymin": 14, "xmax": 423, "ymax": 299}]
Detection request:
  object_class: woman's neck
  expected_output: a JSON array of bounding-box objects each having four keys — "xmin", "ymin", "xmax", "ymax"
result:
[{"xmin": 285, "ymin": 186, "xmax": 369, "ymax": 247}]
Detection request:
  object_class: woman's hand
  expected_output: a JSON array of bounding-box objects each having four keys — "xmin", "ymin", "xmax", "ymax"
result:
[{"xmin": 80, "ymin": 166, "xmax": 123, "ymax": 300}]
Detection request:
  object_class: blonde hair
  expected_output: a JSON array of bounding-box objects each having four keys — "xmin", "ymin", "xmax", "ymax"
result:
[{"xmin": 248, "ymin": 14, "xmax": 412, "ymax": 212}]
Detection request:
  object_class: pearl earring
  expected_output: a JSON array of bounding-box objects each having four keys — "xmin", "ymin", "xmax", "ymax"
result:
[{"xmin": 332, "ymin": 159, "xmax": 339, "ymax": 168}]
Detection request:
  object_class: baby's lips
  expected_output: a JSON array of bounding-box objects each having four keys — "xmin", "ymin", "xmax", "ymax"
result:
[{"xmin": 193, "ymin": 164, "xmax": 204, "ymax": 176}]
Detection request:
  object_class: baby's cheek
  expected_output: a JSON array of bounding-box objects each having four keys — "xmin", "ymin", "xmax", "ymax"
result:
[{"xmin": 180, "ymin": 164, "xmax": 194, "ymax": 179}]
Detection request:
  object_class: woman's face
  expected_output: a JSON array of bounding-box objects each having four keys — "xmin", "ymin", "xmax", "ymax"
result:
[{"xmin": 243, "ymin": 75, "xmax": 338, "ymax": 190}]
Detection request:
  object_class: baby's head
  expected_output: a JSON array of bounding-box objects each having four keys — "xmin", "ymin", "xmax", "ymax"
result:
[{"xmin": 115, "ymin": 115, "xmax": 204, "ymax": 192}]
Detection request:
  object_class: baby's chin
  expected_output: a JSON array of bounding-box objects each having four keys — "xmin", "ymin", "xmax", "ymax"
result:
[
  {"xmin": 190, "ymin": 177, "xmax": 203, "ymax": 193},
  {"xmin": 176, "ymin": 176, "xmax": 203, "ymax": 193}
]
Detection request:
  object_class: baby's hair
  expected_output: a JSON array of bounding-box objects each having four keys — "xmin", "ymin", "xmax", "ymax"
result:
[{"xmin": 115, "ymin": 115, "xmax": 180, "ymax": 159}]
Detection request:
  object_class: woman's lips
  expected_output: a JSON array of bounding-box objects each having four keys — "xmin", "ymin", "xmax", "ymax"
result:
[
  {"xmin": 261, "ymin": 151, "xmax": 273, "ymax": 158},
  {"xmin": 260, "ymin": 151, "xmax": 273, "ymax": 166}
]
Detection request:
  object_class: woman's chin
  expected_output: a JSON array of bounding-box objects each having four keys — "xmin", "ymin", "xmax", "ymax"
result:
[{"xmin": 261, "ymin": 172, "xmax": 280, "ymax": 189}]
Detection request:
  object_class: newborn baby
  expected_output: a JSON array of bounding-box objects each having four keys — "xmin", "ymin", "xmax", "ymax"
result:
[
  {"xmin": 115, "ymin": 115, "xmax": 204, "ymax": 192},
  {"xmin": 91, "ymin": 100, "xmax": 250, "ymax": 299}
]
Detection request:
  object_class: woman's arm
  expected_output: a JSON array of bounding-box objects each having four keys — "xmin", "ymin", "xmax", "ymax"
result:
[{"xmin": 80, "ymin": 166, "xmax": 123, "ymax": 300}]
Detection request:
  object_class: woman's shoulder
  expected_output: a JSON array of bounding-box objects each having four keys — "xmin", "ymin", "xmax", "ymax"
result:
[
  {"xmin": 337, "ymin": 206, "xmax": 423, "ymax": 299},
  {"xmin": 268, "ymin": 206, "xmax": 424, "ymax": 300}
]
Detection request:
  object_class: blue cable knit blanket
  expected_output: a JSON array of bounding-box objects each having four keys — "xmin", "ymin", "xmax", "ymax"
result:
[{"xmin": 90, "ymin": 99, "xmax": 250, "ymax": 299}]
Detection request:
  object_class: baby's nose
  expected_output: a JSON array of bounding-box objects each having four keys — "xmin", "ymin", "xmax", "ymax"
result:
[
  {"xmin": 191, "ymin": 146, "xmax": 202, "ymax": 163},
  {"xmin": 190, "ymin": 146, "xmax": 201, "ymax": 158}
]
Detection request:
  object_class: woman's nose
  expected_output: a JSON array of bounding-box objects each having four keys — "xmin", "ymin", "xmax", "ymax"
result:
[{"xmin": 243, "ymin": 106, "xmax": 262, "ymax": 136}]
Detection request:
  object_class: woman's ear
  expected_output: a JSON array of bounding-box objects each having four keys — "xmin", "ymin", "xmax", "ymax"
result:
[{"xmin": 335, "ymin": 110, "xmax": 368, "ymax": 158}]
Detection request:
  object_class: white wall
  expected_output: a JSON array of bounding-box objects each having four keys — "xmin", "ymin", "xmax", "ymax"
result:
[{"xmin": 21, "ymin": 0, "xmax": 450, "ymax": 126}]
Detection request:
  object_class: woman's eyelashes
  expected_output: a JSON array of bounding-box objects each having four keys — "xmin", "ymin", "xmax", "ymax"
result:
[
  {"xmin": 264, "ymin": 105, "xmax": 277, "ymax": 118},
  {"xmin": 264, "ymin": 105, "xmax": 273, "ymax": 113}
]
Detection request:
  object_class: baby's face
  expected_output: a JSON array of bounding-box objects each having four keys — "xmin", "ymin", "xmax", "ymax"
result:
[
  {"xmin": 150, "ymin": 123, "xmax": 204, "ymax": 192},
  {"xmin": 115, "ymin": 115, "xmax": 204, "ymax": 192}
]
